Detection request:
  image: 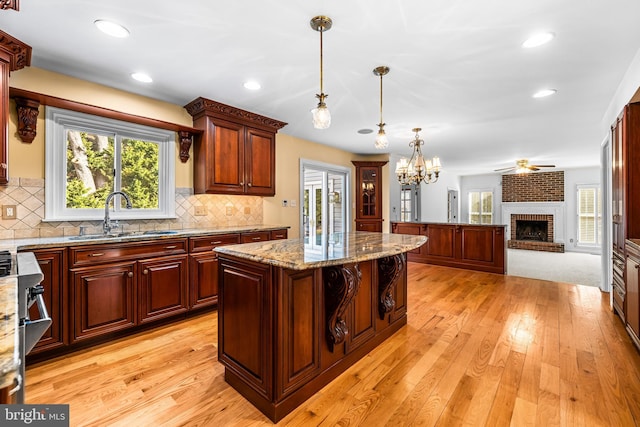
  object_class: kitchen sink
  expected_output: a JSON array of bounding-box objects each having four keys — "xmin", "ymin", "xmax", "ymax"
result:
[{"xmin": 68, "ymin": 230, "xmax": 178, "ymax": 240}]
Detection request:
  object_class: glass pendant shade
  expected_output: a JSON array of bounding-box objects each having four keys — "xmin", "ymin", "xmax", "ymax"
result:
[
  {"xmin": 374, "ymin": 129, "xmax": 388, "ymax": 149},
  {"xmin": 312, "ymin": 104, "xmax": 331, "ymax": 129}
]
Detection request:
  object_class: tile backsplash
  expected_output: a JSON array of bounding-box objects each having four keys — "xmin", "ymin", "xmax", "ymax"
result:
[{"xmin": 0, "ymin": 177, "xmax": 264, "ymax": 239}]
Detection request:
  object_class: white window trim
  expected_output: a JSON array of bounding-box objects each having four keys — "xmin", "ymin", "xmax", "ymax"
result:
[
  {"xmin": 576, "ymin": 184, "xmax": 601, "ymax": 247},
  {"xmin": 467, "ymin": 189, "xmax": 494, "ymax": 224},
  {"xmin": 45, "ymin": 106, "xmax": 176, "ymax": 221}
]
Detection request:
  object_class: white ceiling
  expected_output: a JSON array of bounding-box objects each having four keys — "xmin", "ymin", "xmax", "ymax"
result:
[{"xmin": 2, "ymin": 1, "xmax": 640, "ymax": 175}]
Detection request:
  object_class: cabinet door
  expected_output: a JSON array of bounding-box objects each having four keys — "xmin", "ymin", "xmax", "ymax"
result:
[
  {"xmin": 270, "ymin": 229, "xmax": 288, "ymax": 240},
  {"xmin": 28, "ymin": 249, "xmax": 67, "ymax": 354},
  {"xmin": 356, "ymin": 220, "xmax": 382, "ymax": 232},
  {"xmin": 208, "ymin": 117, "xmax": 245, "ymax": 194},
  {"xmin": 245, "ymin": 128, "xmax": 275, "ymax": 196},
  {"xmin": 71, "ymin": 262, "xmax": 136, "ymax": 343},
  {"xmin": 138, "ymin": 255, "xmax": 189, "ymax": 323},
  {"xmin": 426, "ymin": 224, "xmax": 455, "ymax": 259},
  {"xmin": 626, "ymin": 252, "xmax": 639, "ymax": 339},
  {"xmin": 189, "ymin": 252, "xmax": 219, "ymax": 310},
  {"xmin": 0, "ymin": 52, "xmax": 8, "ymax": 184},
  {"xmin": 359, "ymin": 166, "xmax": 380, "ymax": 219}
]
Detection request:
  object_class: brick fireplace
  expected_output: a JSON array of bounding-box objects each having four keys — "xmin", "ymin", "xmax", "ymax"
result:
[
  {"xmin": 507, "ymin": 213, "xmax": 564, "ymax": 252},
  {"xmin": 501, "ymin": 171, "xmax": 566, "ymax": 253}
]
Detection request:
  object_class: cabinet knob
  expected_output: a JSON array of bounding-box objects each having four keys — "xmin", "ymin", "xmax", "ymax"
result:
[
  {"xmin": 128, "ymin": 272, "xmax": 133, "ymax": 278},
  {"xmin": 247, "ymin": 182, "xmax": 252, "ymax": 187},
  {"xmin": 240, "ymin": 181, "xmax": 244, "ymax": 186},
  {"xmin": 143, "ymin": 269, "xmax": 149, "ymax": 275}
]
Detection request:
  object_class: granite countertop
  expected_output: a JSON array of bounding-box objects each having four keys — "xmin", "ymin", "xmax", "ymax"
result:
[
  {"xmin": 627, "ymin": 239, "xmax": 640, "ymax": 251},
  {"xmin": 215, "ymin": 231, "xmax": 427, "ymax": 270},
  {"xmin": 0, "ymin": 277, "xmax": 17, "ymax": 390},
  {"xmin": 7, "ymin": 224, "xmax": 290, "ymax": 250},
  {"xmin": 391, "ymin": 221, "xmax": 507, "ymax": 227}
]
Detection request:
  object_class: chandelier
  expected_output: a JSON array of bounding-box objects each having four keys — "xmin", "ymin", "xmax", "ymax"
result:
[
  {"xmin": 310, "ymin": 16, "xmax": 332, "ymax": 129},
  {"xmin": 395, "ymin": 128, "xmax": 442, "ymax": 185},
  {"xmin": 373, "ymin": 66, "xmax": 390, "ymax": 149}
]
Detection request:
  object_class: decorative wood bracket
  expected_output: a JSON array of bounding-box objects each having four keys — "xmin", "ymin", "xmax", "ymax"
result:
[
  {"xmin": 1, "ymin": 1, "xmax": 19, "ymax": 11},
  {"xmin": 377, "ymin": 253, "xmax": 406, "ymax": 319},
  {"xmin": 179, "ymin": 131, "xmax": 193, "ymax": 163},
  {"xmin": 14, "ymin": 97, "xmax": 39, "ymax": 143},
  {"xmin": 324, "ymin": 263, "xmax": 361, "ymax": 352}
]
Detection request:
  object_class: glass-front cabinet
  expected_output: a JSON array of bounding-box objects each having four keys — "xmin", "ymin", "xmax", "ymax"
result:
[{"xmin": 352, "ymin": 161, "xmax": 387, "ymax": 232}]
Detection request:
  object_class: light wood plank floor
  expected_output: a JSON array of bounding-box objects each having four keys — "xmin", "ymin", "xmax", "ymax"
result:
[{"xmin": 26, "ymin": 263, "xmax": 640, "ymax": 426}]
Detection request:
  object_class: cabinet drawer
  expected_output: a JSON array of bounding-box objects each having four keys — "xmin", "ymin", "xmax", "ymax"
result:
[
  {"xmin": 189, "ymin": 233, "xmax": 240, "ymax": 252},
  {"xmin": 70, "ymin": 239, "xmax": 187, "ymax": 267},
  {"xmin": 241, "ymin": 231, "xmax": 271, "ymax": 243},
  {"xmin": 270, "ymin": 229, "xmax": 288, "ymax": 240}
]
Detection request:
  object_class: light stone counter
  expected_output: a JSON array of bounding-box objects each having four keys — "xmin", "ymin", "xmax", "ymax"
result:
[
  {"xmin": 215, "ymin": 231, "xmax": 427, "ymax": 270},
  {"xmin": 0, "ymin": 277, "xmax": 17, "ymax": 390}
]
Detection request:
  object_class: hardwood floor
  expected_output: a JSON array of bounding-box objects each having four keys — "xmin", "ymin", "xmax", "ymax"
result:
[{"xmin": 25, "ymin": 263, "xmax": 640, "ymax": 426}]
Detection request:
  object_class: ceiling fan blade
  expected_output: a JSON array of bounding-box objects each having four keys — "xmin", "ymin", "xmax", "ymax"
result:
[
  {"xmin": 529, "ymin": 167, "xmax": 540, "ymax": 171},
  {"xmin": 494, "ymin": 166, "xmax": 515, "ymax": 172},
  {"xmin": 530, "ymin": 164, "xmax": 555, "ymax": 168}
]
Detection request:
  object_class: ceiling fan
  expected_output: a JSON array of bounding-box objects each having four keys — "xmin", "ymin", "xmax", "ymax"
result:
[{"xmin": 494, "ymin": 159, "xmax": 556, "ymax": 173}]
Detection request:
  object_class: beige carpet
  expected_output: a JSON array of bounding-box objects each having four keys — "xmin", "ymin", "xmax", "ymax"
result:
[{"xmin": 507, "ymin": 248, "xmax": 602, "ymax": 287}]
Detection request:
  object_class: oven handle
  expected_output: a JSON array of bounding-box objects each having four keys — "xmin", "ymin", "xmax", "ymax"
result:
[{"xmin": 24, "ymin": 293, "xmax": 52, "ymax": 355}]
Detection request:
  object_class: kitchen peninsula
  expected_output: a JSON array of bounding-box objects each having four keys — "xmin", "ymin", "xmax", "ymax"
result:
[{"xmin": 215, "ymin": 231, "xmax": 426, "ymax": 422}]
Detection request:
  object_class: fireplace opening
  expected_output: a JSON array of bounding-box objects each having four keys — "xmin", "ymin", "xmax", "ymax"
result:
[{"xmin": 515, "ymin": 220, "xmax": 547, "ymax": 241}]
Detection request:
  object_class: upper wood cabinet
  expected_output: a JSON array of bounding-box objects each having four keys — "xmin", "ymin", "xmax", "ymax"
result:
[
  {"xmin": 0, "ymin": 31, "xmax": 31, "ymax": 184},
  {"xmin": 352, "ymin": 161, "xmax": 387, "ymax": 232},
  {"xmin": 185, "ymin": 97, "xmax": 287, "ymax": 196}
]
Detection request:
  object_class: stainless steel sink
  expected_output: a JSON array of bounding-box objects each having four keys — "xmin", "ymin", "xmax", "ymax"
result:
[{"xmin": 68, "ymin": 230, "xmax": 178, "ymax": 240}]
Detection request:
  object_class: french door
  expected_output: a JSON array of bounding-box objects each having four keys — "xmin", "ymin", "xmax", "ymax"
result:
[{"xmin": 301, "ymin": 160, "xmax": 350, "ymax": 249}]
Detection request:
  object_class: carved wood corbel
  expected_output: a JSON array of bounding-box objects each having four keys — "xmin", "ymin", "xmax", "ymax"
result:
[
  {"xmin": 324, "ymin": 263, "xmax": 361, "ymax": 351},
  {"xmin": 1, "ymin": 1, "xmax": 19, "ymax": 11},
  {"xmin": 377, "ymin": 253, "xmax": 406, "ymax": 319},
  {"xmin": 14, "ymin": 97, "xmax": 39, "ymax": 143},
  {"xmin": 179, "ymin": 130, "xmax": 193, "ymax": 162}
]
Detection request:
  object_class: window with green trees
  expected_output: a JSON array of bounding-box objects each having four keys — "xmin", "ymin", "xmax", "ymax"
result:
[{"xmin": 46, "ymin": 107, "xmax": 175, "ymax": 221}]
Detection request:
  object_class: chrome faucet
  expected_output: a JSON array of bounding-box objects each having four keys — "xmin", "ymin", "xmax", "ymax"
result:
[{"xmin": 103, "ymin": 191, "xmax": 133, "ymax": 234}]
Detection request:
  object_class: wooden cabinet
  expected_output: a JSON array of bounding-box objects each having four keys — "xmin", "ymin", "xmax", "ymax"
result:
[
  {"xmin": 138, "ymin": 255, "xmax": 188, "ymax": 323},
  {"xmin": 391, "ymin": 222, "xmax": 506, "ymax": 274},
  {"xmin": 188, "ymin": 233, "xmax": 240, "ymax": 310},
  {"xmin": 185, "ymin": 97, "xmax": 287, "ymax": 196},
  {"xmin": 352, "ymin": 161, "xmax": 388, "ymax": 232},
  {"xmin": 69, "ymin": 238, "xmax": 188, "ymax": 343},
  {"xmin": 626, "ymin": 241, "xmax": 640, "ymax": 347},
  {"xmin": 611, "ymin": 103, "xmax": 640, "ymax": 323},
  {"xmin": 26, "ymin": 248, "xmax": 67, "ymax": 354},
  {"xmin": 0, "ymin": 31, "xmax": 31, "ymax": 184},
  {"xmin": 241, "ymin": 231, "xmax": 271, "ymax": 243}
]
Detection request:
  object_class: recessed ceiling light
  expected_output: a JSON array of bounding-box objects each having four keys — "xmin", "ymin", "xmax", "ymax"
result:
[
  {"xmin": 243, "ymin": 81, "xmax": 261, "ymax": 90},
  {"xmin": 522, "ymin": 32, "xmax": 555, "ymax": 48},
  {"xmin": 357, "ymin": 129, "xmax": 373, "ymax": 134},
  {"xmin": 131, "ymin": 72, "xmax": 153, "ymax": 83},
  {"xmin": 94, "ymin": 19, "xmax": 130, "ymax": 38},
  {"xmin": 532, "ymin": 89, "xmax": 557, "ymax": 98}
]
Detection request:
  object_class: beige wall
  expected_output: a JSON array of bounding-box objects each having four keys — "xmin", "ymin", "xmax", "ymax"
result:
[
  {"xmin": 8, "ymin": 67, "xmax": 193, "ymax": 187},
  {"xmin": 264, "ymin": 133, "xmax": 390, "ymax": 238},
  {"xmin": 4, "ymin": 66, "xmax": 390, "ymax": 239}
]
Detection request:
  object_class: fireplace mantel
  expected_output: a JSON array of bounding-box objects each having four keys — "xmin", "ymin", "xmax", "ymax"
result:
[{"xmin": 501, "ymin": 202, "xmax": 565, "ymax": 244}]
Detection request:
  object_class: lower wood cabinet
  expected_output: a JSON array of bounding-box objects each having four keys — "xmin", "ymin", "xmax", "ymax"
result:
[
  {"xmin": 70, "ymin": 262, "xmax": 136, "ymax": 343},
  {"xmin": 25, "ymin": 248, "xmax": 67, "ymax": 354},
  {"xmin": 391, "ymin": 222, "xmax": 506, "ymax": 274},
  {"xmin": 138, "ymin": 255, "xmax": 189, "ymax": 323},
  {"xmin": 626, "ymin": 241, "xmax": 640, "ymax": 346},
  {"xmin": 25, "ymin": 228, "xmax": 289, "ymax": 360}
]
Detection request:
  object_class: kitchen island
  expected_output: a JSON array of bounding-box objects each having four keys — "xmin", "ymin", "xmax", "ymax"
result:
[{"xmin": 215, "ymin": 231, "xmax": 426, "ymax": 422}]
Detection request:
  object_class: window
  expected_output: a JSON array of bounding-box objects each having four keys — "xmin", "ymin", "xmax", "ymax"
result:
[
  {"xmin": 577, "ymin": 185, "xmax": 601, "ymax": 246},
  {"xmin": 468, "ymin": 191, "xmax": 493, "ymax": 224},
  {"xmin": 400, "ymin": 184, "xmax": 420, "ymax": 222},
  {"xmin": 45, "ymin": 107, "xmax": 175, "ymax": 221}
]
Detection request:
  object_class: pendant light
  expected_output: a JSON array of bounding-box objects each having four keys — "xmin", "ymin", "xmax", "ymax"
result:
[
  {"xmin": 310, "ymin": 16, "xmax": 332, "ymax": 129},
  {"xmin": 373, "ymin": 66, "xmax": 390, "ymax": 149}
]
